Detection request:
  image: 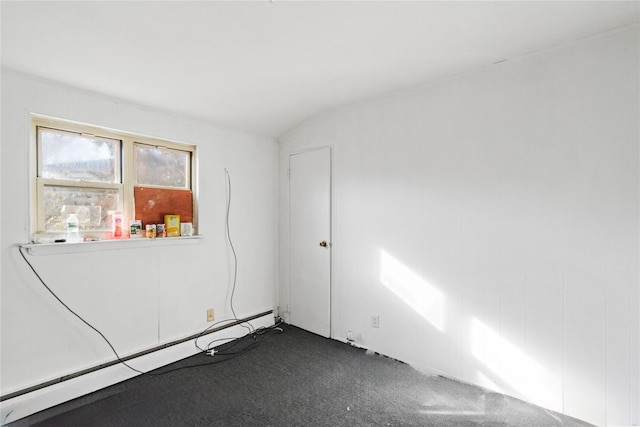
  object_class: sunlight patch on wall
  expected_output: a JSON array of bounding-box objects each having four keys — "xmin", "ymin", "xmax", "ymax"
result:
[
  {"xmin": 380, "ymin": 249, "xmax": 446, "ymax": 332},
  {"xmin": 471, "ymin": 317, "xmax": 559, "ymax": 408}
]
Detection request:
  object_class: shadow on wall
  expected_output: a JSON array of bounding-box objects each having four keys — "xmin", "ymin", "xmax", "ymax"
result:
[{"xmin": 378, "ymin": 248, "xmax": 560, "ymax": 411}]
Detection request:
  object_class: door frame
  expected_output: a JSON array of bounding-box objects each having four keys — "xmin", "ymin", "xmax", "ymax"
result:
[{"xmin": 285, "ymin": 145, "xmax": 334, "ymax": 338}]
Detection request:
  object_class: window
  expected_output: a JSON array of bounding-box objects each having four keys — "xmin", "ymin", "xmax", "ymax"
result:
[
  {"xmin": 37, "ymin": 127, "xmax": 122, "ymax": 233},
  {"xmin": 32, "ymin": 116, "xmax": 196, "ymax": 241},
  {"xmin": 135, "ymin": 144, "xmax": 190, "ymax": 189}
]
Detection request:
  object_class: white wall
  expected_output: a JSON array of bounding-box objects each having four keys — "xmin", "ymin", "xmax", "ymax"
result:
[
  {"xmin": 279, "ymin": 25, "xmax": 639, "ymax": 427},
  {"xmin": 0, "ymin": 69, "xmax": 278, "ymax": 421}
]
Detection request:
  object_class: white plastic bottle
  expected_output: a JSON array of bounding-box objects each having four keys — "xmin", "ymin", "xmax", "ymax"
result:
[{"xmin": 66, "ymin": 213, "xmax": 80, "ymax": 242}]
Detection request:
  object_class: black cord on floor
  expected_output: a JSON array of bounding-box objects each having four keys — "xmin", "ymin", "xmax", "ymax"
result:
[{"xmin": 154, "ymin": 321, "xmax": 284, "ymax": 375}]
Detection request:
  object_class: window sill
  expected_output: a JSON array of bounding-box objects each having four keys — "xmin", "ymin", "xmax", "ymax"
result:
[{"xmin": 22, "ymin": 235, "xmax": 202, "ymax": 256}]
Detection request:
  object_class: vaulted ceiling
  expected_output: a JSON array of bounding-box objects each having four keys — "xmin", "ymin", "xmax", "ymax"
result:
[{"xmin": 2, "ymin": 1, "xmax": 638, "ymax": 139}]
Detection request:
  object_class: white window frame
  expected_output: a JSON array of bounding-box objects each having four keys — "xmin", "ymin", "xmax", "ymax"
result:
[{"xmin": 31, "ymin": 115, "xmax": 197, "ymax": 241}]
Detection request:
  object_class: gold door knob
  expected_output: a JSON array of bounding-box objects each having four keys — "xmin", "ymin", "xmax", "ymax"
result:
[{"xmin": 319, "ymin": 240, "xmax": 328, "ymax": 247}]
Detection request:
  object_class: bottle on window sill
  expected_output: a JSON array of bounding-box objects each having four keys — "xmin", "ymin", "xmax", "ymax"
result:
[
  {"xmin": 112, "ymin": 212, "xmax": 124, "ymax": 238},
  {"xmin": 66, "ymin": 213, "xmax": 80, "ymax": 243}
]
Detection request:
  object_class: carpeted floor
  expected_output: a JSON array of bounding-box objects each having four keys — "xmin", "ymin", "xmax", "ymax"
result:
[{"xmin": 10, "ymin": 323, "xmax": 594, "ymax": 426}]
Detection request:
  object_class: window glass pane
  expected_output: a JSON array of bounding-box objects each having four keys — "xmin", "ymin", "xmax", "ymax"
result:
[
  {"xmin": 42, "ymin": 186, "xmax": 119, "ymax": 231},
  {"xmin": 136, "ymin": 145, "xmax": 188, "ymax": 188},
  {"xmin": 40, "ymin": 128, "xmax": 119, "ymax": 183}
]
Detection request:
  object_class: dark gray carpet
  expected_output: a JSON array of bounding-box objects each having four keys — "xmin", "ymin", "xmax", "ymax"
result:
[{"xmin": 10, "ymin": 324, "xmax": 594, "ymax": 426}]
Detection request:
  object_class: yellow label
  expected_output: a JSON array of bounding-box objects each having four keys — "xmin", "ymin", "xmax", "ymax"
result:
[{"xmin": 164, "ymin": 215, "xmax": 181, "ymax": 237}]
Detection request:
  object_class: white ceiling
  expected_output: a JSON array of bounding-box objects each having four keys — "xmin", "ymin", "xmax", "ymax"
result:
[{"xmin": 2, "ymin": 1, "xmax": 638, "ymax": 139}]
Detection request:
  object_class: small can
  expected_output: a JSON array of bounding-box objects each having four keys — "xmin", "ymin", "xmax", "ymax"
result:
[
  {"xmin": 146, "ymin": 224, "xmax": 156, "ymax": 238},
  {"xmin": 156, "ymin": 223, "xmax": 166, "ymax": 238},
  {"xmin": 130, "ymin": 220, "xmax": 142, "ymax": 238}
]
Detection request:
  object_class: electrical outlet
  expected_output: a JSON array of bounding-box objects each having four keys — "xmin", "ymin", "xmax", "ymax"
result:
[
  {"xmin": 207, "ymin": 308, "xmax": 215, "ymax": 322},
  {"xmin": 371, "ymin": 315, "xmax": 380, "ymax": 328}
]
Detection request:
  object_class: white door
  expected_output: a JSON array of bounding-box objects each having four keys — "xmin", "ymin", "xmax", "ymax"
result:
[{"xmin": 289, "ymin": 147, "xmax": 331, "ymax": 337}]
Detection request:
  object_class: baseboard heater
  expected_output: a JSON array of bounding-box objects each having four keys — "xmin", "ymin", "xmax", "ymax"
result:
[{"xmin": 1, "ymin": 310, "xmax": 273, "ymax": 402}]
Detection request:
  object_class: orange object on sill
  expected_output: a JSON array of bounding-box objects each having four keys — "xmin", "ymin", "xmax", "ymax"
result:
[{"xmin": 134, "ymin": 187, "xmax": 193, "ymax": 232}]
